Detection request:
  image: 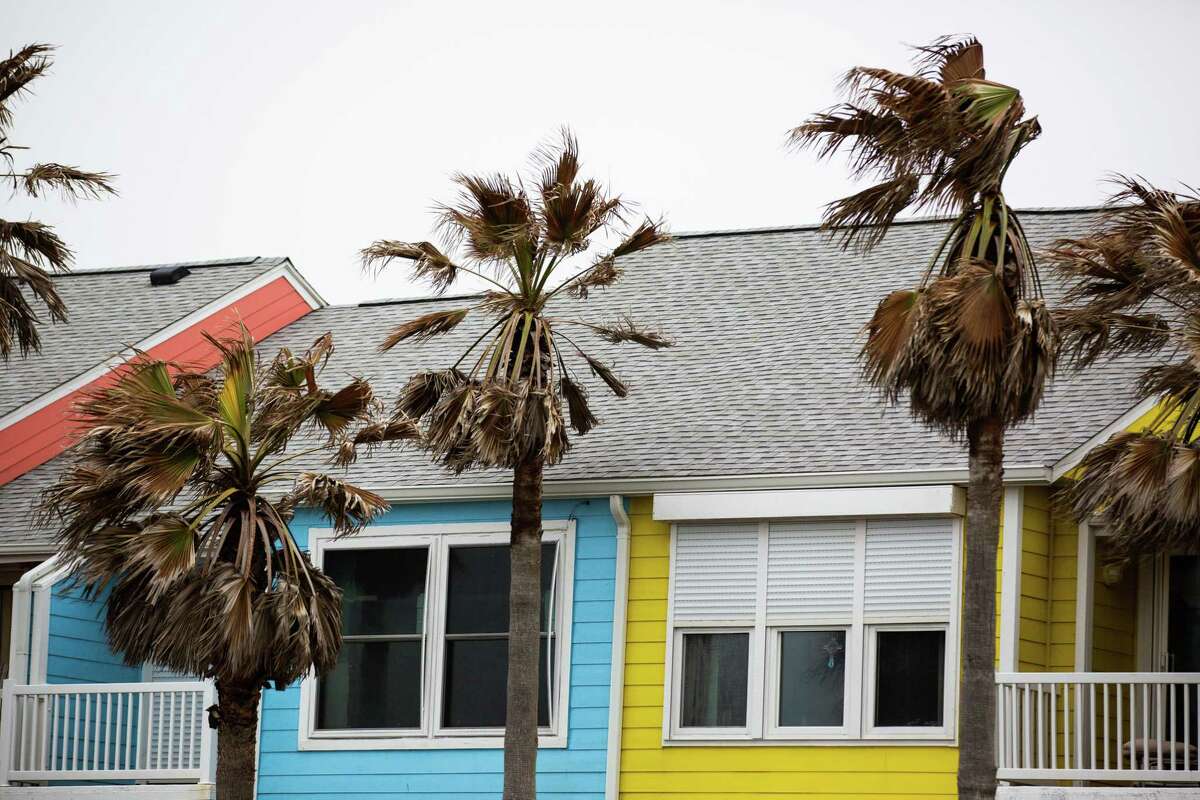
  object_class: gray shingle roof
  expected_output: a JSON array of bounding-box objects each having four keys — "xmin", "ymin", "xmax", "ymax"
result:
[
  {"xmin": 0, "ymin": 210, "xmax": 1150, "ymax": 550},
  {"xmin": 0, "ymin": 257, "xmax": 286, "ymax": 418}
]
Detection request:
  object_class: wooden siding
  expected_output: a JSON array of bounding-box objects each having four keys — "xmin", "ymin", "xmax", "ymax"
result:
[
  {"xmin": 618, "ymin": 497, "xmax": 958, "ymax": 799},
  {"xmin": 255, "ymin": 498, "xmax": 617, "ymax": 800},
  {"xmin": 46, "ymin": 581, "xmax": 141, "ymax": 685},
  {"xmin": 1018, "ymin": 488, "xmax": 1051, "ymax": 672},
  {"xmin": 0, "ymin": 276, "xmax": 312, "ymax": 486}
]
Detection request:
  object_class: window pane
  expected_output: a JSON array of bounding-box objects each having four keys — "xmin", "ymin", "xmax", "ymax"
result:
[
  {"xmin": 874, "ymin": 630, "xmax": 945, "ymax": 727},
  {"xmin": 324, "ymin": 547, "xmax": 427, "ymax": 636},
  {"xmin": 445, "ymin": 543, "xmax": 557, "ymax": 635},
  {"xmin": 779, "ymin": 630, "xmax": 845, "ymax": 727},
  {"xmin": 442, "ymin": 637, "xmax": 552, "ymax": 728},
  {"xmin": 680, "ymin": 632, "xmax": 749, "ymax": 728},
  {"xmin": 317, "ymin": 640, "xmax": 422, "ymax": 729}
]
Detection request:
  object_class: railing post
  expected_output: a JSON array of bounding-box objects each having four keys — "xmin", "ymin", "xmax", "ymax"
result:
[
  {"xmin": 0, "ymin": 680, "xmax": 17, "ymax": 786},
  {"xmin": 197, "ymin": 682, "xmax": 217, "ymax": 786}
]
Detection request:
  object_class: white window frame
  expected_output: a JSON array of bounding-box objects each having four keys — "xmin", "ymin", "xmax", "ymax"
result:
[
  {"xmin": 862, "ymin": 623, "xmax": 955, "ymax": 740},
  {"xmin": 668, "ymin": 625, "xmax": 758, "ymax": 741},
  {"xmin": 663, "ymin": 515, "xmax": 962, "ymax": 745},
  {"xmin": 298, "ymin": 520, "xmax": 575, "ymax": 751},
  {"xmin": 764, "ymin": 625, "xmax": 856, "ymax": 740}
]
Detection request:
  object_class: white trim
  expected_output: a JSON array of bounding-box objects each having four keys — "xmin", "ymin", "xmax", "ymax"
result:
[
  {"xmin": 0, "ymin": 261, "xmax": 322, "ymax": 431},
  {"xmin": 653, "ymin": 485, "xmax": 966, "ymax": 522},
  {"xmin": 998, "ymin": 487, "xmax": 1024, "ymax": 672},
  {"xmin": 1074, "ymin": 521, "xmax": 1095, "ymax": 671},
  {"xmin": 297, "ymin": 520, "xmax": 575, "ymax": 751},
  {"xmin": 319, "ymin": 465, "xmax": 1053, "ymax": 505},
  {"xmin": 1050, "ymin": 395, "xmax": 1161, "ymax": 482},
  {"xmin": 0, "ymin": 547, "xmax": 55, "ymax": 564},
  {"xmin": 0, "ymin": 786, "xmax": 215, "ymax": 798},
  {"xmin": 6, "ymin": 556, "xmax": 62, "ymax": 685},
  {"xmin": 604, "ymin": 496, "xmax": 630, "ymax": 800}
]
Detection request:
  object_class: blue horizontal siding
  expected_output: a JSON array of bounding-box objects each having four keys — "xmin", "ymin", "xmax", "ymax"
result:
[
  {"xmin": 258, "ymin": 497, "xmax": 617, "ymax": 800},
  {"xmin": 46, "ymin": 580, "xmax": 140, "ymax": 686}
]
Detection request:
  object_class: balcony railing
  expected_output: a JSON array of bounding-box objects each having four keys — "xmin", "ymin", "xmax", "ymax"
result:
[
  {"xmin": 0, "ymin": 680, "xmax": 216, "ymax": 785},
  {"xmin": 997, "ymin": 672, "xmax": 1200, "ymax": 784}
]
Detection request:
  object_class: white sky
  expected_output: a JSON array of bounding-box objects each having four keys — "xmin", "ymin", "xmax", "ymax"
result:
[{"xmin": 5, "ymin": 0, "xmax": 1199, "ymax": 304}]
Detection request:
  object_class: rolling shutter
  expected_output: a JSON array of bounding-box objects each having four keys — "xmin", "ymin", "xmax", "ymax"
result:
[
  {"xmin": 863, "ymin": 517, "xmax": 955, "ymax": 621},
  {"xmin": 673, "ymin": 523, "xmax": 759, "ymax": 622},
  {"xmin": 671, "ymin": 516, "xmax": 956, "ymax": 624},
  {"xmin": 766, "ymin": 520, "xmax": 857, "ymax": 623}
]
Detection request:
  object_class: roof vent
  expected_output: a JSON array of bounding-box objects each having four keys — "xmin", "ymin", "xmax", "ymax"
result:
[{"xmin": 149, "ymin": 265, "xmax": 191, "ymax": 286}]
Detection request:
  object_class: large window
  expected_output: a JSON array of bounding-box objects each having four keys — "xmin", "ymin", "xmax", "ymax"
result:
[
  {"xmin": 666, "ymin": 517, "xmax": 960, "ymax": 743},
  {"xmin": 301, "ymin": 522, "xmax": 574, "ymax": 750}
]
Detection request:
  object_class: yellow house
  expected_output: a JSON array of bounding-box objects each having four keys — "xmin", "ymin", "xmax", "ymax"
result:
[
  {"xmin": 589, "ymin": 212, "xmax": 1198, "ymax": 800},
  {"xmin": 607, "ymin": 398, "xmax": 1199, "ymax": 800}
]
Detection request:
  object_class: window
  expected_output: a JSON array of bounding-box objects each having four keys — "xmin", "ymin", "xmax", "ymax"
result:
[
  {"xmin": 679, "ymin": 631, "xmax": 750, "ymax": 729},
  {"xmin": 301, "ymin": 522, "xmax": 574, "ymax": 750},
  {"xmin": 317, "ymin": 546, "xmax": 427, "ymax": 730},
  {"xmin": 667, "ymin": 517, "xmax": 959, "ymax": 743},
  {"xmin": 872, "ymin": 629, "xmax": 945, "ymax": 728},
  {"xmin": 441, "ymin": 544, "xmax": 556, "ymax": 730}
]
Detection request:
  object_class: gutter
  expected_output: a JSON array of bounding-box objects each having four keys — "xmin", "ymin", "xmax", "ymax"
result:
[
  {"xmin": 339, "ymin": 464, "xmax": 1053, "ymax": 504},
  {"xmin": 604, "ymin": 496, "xmax": 631, "ymax": 800}
]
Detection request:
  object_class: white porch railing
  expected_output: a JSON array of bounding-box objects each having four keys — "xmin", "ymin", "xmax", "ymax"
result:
[
  {"xmin": 997, "ymin": 672, "xmax": 1200, "ymax": 784},
  {"xmin": 0, "ymin": 680, "xmax": 216, "ymax": 785}
]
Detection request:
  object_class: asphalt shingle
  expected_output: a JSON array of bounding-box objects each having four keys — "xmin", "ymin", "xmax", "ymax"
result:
[{"xmin": 0, "ymin": 210, "xmax": 1150, "ymax": 549}]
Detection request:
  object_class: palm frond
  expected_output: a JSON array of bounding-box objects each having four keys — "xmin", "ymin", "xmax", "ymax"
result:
[
  {"xmin": 18, "ymin": 163, "xmax": 116, "ymax": 200},
  {"xmin": 360, "ymin": 240, "xmax": 461, "ymax": 293},
  {"xmin": 584, "ymin": 354, "xmax": 628, "ymax": 398},
  {"xmin": 292, "ymin": 473, "xmax": 389, "ymax": 536},
  {"xmin": 0, "ymin": 44, "xmax": 53, "ymax": 127},
  {"xmin": 593, "ymin": 316, "xmax": 674, "ymax": 349},
  {"xmin": 380, "ymin": 308, "xmax": 470, "ymax": 350}
]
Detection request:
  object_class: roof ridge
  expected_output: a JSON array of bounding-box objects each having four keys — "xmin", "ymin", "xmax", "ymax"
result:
[
  {"xmin": 672, "ymin": 205, "xmax": 1105, "ymax": 240},
  {"xmin": 60, "ymin": 256, "xmax": 275, "ymax": 277}
]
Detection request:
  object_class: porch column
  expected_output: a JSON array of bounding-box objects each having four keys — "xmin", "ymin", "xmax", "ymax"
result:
[
  {"xmin": 998, "ymin": 487, "xmax": 1024, "ymax": 672},
  {"xmin": 1074, "ymin": 521, "xmax": 1094, "ymax": 671}
]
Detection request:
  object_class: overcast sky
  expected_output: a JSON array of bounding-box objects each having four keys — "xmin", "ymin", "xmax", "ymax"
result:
[{"xmin": 6, "ymin": 1, "xmax": 1199, "ymax": 304}]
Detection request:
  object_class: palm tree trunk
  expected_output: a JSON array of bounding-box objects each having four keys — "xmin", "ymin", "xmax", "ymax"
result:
[
  {"xmin": 214, "ymin": 679, "xmax": 261, "ymax": 800},
  {"xmin": 958, "ymin": 415, "xmax": 1003, "ymax": 800},
  {"xmin": 504, "ymin": 453, "xmax": 544, "ymax": 800}
]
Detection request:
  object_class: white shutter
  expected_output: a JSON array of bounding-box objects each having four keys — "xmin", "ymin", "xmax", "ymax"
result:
[
  {"xmin": 863, "ymin": 517, "xmax": 955, "ymax": 621},
  {"xmin": 766, "ymin": 520, "xmax": 857, "ymax": 623},
  {"xmin": 673, "ymin": 523, "xmax": 759, "ymax": 622}
]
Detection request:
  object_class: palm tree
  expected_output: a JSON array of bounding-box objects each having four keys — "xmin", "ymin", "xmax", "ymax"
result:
[
  {"xmin": 789, "ymin": 38, "xmax": 1057, "ymax": 800},
  {"xmin": 1051, "ymin": 178, "xmax": 1200, "ymax": 552},
  {"xmin": 40, "ymin": 328, "xmax": 390, "ymax": 800},
  {"xmin": 355, "ymin": 130, "xmax": 670, "ymax": 800},
  {"xmin": 1, "ymin": 44, "xmax": 114, "ymax": 358}
]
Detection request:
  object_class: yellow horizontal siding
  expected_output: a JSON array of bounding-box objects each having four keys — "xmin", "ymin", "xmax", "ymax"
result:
[
  {"xmin": 619, "ymin": 497, "xmax": 957, "ymax": 799},
  {"xmin": 1019, "ymin": 487, "xmax": 1051, "ymax": 671}
]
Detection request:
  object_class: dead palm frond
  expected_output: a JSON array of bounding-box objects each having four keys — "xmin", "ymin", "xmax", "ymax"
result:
[
  {"xmin": 354, "ymin": 129, "xmax": 672, "ymax": 472},
  {"xmin": 0, "ymin": 44, "xmax": 115, "ymax": 359},
  {"xmin": 791, "ymin": 36, "xmax": 1056, "ymax": 434},
  {"xmin": 40, "ymin": 327, "xmax": 387, "ymax": 685},
  {"xmin": 1052, "ymin": 178, "xmax": 1200, "ymax": 554}
]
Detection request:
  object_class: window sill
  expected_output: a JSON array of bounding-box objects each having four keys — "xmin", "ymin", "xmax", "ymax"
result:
[
  {"xmin": 661, "ymin": 735, "xmax": 957, "ymax": 748},
  {"xmin": 299, "ymin": 731, "xmax": 569, "ymax": 751}
]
